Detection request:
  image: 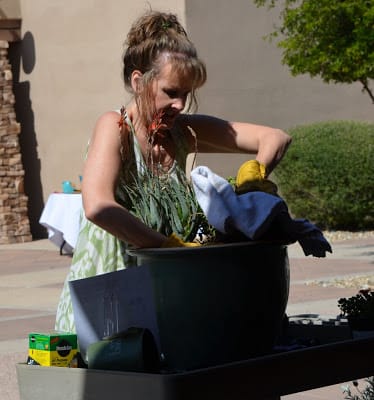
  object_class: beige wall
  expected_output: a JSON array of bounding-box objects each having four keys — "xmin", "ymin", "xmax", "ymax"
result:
[
  {"xmin": 0, "ymin": 0, "xmax": 21, "ymax": 17},
  {"xmin": 6, "ymin": 0, "xmax": 373, "ymax": 237},
  {"xmin": 186, "ymin": 0, "xmax": 373, "ymax": 176},
  {"xmin": 14, "ymin": 0, "xmax": 185, "ymax": 236}
]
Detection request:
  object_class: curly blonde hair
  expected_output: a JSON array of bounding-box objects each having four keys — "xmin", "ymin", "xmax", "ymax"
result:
[{"xmin": 122, "ymin": 11, "xmax": 207, "ymax": 129}]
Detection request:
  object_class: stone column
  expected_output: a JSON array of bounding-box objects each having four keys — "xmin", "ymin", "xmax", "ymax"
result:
[{"xmin": 0, "ymin": 40, "xmax": 32, "ymax": 243}]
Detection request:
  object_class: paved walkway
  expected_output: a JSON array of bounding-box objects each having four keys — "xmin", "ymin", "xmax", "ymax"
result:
[{"xmin": 0, "ymin": 236, "xmax": 373, "ymax": 400}]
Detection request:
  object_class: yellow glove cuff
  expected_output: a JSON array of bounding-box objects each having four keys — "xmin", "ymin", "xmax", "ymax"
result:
[
  {"xmin": 259, "ymin": 163, "xmax": 267, "ymax": 179},
  {"xmin": 161, "ymin": 233, "xmax": 200, "ymax": 248},
  {"xmin": 236, "ymin": 179, "xmax": 278, "ymax": 195}
]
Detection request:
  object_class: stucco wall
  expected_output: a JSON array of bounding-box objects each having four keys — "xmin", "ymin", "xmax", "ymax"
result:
[
  {"xmin": 5, "ymin": 0, "xmax": 373, "ymax": 237},
  {"xmin": 185, "ymin": 0, "xmax": 373, "ymax": 176},
  {"xmin": 0, "ymin": 0, "xmax": 21, "ymax": 17},
  {"xmin": 14, "ymin": 0, "xmax": 186, "ymax": 237}
]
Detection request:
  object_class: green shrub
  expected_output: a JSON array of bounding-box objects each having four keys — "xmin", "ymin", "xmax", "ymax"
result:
[{"xmin": 274, "ymin": 121, "xmax": 373, "ymax": 230}]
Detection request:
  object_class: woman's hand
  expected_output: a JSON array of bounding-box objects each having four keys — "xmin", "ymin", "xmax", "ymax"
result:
[
  {"xmin": 162, "ymin": 233, "xmax": 201, "ymax": 248},
  {"xmin": 235, "ymin": 160, "xmax": 278, "ymax": 195}
]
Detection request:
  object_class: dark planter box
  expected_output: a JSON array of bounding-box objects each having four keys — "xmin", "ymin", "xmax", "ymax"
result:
[
  {"xmin": 17, "ymin": 334, "xmax": 374, "ymax": 400},
  {"xmin": 70, "ymin": 242, "xmax": 289, "ymax": 372}
]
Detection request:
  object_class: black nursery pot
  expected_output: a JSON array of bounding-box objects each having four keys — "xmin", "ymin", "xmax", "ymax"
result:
[
  {"xmin": 127, "ymin": 241, "xmax": 290, "ymax": 372},
  {"xmin": 348, "ymin": 316, "xmax": 374, "ymax": 331}
]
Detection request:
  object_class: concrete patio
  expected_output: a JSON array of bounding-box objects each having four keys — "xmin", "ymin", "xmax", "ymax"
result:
[{"xmin": 0, "ymin": 235, "xmax": 373, "ymax": 399}]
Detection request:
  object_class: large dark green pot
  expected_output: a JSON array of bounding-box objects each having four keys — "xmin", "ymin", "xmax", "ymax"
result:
[{"xmin": 127, "ymin": 241, "xmax": 289, "ymax": 372}]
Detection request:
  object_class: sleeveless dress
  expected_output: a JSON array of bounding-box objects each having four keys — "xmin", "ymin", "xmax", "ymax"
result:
[{"xmin": 55, "ymin": 111, "xmax": 191, "ymax": 333}]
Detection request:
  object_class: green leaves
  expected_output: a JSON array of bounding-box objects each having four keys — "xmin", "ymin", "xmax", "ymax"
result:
[
  {"xmin": 254, "ymin": 0, "xmax": 374, "ymax": 102},
  {"xmin": 338, "ymin": 290, "xmax": 374, "ymax": 319},
  {"xmin": 342, "ymin": 376, "xmax": 374, "ymax": 400},
  {"xmin": 123, "ymin": 168, "xmax": 214, "ymax": 242}
]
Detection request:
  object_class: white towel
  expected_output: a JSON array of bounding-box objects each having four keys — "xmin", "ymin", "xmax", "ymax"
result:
[
  {"xmin": 190, "ymin": 165, "xmax": 233, "ymax": 233},
  {"xmin": 190, "ymin": 166, "xmax": 332, "ymax": 257},
  {"xmin": 190, "ymin": 166, "xmax": 286, "ymax": 239}
]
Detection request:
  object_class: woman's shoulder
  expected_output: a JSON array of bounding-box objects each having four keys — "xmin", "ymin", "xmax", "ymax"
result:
[
  {"xmin": 89, "ymin": 110, "xmax": 124, "ymax": 149},
  {"xmin": 91, "ymin": 110, "xmax": 124, "ymax": 139},
  {"xmin": 95, "ymin": 110, "xmax": 122, "ymax": 126}
]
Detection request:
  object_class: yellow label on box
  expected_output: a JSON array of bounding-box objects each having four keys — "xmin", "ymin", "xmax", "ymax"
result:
[{"xmin": 28, "ymin": 332, "xmax": 77, "ymax": 367}]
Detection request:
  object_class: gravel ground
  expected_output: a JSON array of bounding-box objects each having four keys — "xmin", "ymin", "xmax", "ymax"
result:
[
  {"xmin": 309, "ymin": 230, "xmax": 374, "ymax": 290},
  {"xmin": 322, "ymin": 230, "xmax": 374, "ymax": 242},
  {"xmin": 308, "ymin": 274, "xmax": 374, "ymax": 290}
]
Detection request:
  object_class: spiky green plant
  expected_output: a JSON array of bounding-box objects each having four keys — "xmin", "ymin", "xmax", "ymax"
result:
[
  {"xmin": 342, "ymin": 377, "xmax": 374, "ymax": 400},
  {"xmin": 338, "ymin": 290, "xmax": 374, "ymax": 320},
  {"xmin": 124, "ymin": 167, "xmax": 215, "ymax": 243}
]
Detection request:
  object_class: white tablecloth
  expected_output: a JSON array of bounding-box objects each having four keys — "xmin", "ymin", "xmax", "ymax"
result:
[{"xmin": 39, "ymin": 193, "xmax": 83, "ymax": 253}]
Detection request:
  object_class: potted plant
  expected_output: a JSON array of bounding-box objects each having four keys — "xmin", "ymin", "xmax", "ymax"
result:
[
  {"xmin": 338, "ymin": 289, "xmax": 374, "ymax": 338},
  {"xmin": 122, "ymin": 169, "xmax": 290, "ymax": 371},
  {"xmin": 70, "ymin": 167, "xmax": 290, "ymax": 372}
]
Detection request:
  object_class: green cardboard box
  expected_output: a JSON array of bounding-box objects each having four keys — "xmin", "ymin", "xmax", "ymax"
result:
[{"xmin": 28, "ymin": 332, "xmax": 77, "ymax": 367}]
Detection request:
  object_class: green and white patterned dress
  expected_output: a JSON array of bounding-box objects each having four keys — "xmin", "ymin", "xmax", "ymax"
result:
[{"xmin": 55, "ymin": 111, "xmax": 190, "ymax": 333}]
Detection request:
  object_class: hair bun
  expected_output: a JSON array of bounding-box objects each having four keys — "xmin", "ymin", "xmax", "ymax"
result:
[{"xmin": 126, "ymin": 11, "xmax": 187, "ymax": 47}]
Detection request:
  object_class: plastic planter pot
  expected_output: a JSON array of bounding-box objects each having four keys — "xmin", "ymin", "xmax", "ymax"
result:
[
  {"xmin": 70, "ymin": 241, "xmax": 289, "ymax": 372},
  {"xmin": 128, "ymin": 241, "xmax": 289, "ymax": 371}
]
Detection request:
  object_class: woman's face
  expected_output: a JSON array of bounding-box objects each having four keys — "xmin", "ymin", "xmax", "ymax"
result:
[{"xmin": 152, "ymin": 60, "xmax": 192, "ymax": 129}]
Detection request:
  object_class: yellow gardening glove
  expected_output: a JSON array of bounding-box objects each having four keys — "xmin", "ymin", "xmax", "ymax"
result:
[
  {"xmin": 235, "ymin": 160, "xmax": 278, "ymax": 195},
  {"xmin": 161, "ymin": 233, "xmax": 201, "ymax": 248}
]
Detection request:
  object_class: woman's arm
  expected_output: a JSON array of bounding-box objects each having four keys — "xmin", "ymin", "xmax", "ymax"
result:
[
  {"xmin": 81, "ymin": 111, "xmax": 166, "ymax": 248},
  {"xmin": 180, "ymin": 114, "xmax": 292, "ymax": 175}
]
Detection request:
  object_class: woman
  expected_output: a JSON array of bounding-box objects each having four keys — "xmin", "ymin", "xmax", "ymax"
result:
[{"xmin": 55, "ymin": 10, "xmax": 291, "ymax": 333}]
